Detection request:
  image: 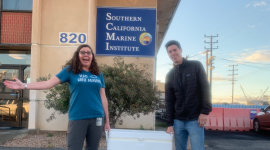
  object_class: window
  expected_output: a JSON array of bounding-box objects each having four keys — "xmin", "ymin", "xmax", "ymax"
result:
[
  {"xmin": 0, "ymin": 51, "xmax": 31, "ymax": 65},
  {"xmin": 265, "ymin": 106, "xmax": 270, "ymax": 114},
  {"xmin": 2, "ymin": 0, "xmax": 32, "ymax": 11}
]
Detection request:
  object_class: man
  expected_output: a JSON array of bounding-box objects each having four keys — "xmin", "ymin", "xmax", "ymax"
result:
[{"xmin": 165, "ymin": 40, "xmax": 212, "ymax": 150}]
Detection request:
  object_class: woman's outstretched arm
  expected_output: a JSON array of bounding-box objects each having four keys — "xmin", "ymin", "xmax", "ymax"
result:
[{"xmin": 4, "ymin": 76, "xmax": 61, "ymax": 90}]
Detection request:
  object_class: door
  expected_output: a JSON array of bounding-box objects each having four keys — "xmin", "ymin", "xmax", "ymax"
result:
[
  {"xmin": 261, "ymin": 106, "xmax": 270, "ymax": 128},
  {"xmin": 0, "ymin": 65, "xmax": 30, "ymax": 127}
]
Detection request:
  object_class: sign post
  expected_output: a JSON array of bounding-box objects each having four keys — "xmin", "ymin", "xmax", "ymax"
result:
[{"xmin": 250, "ymin": 110, "xmax": 257, "ymax": 119}]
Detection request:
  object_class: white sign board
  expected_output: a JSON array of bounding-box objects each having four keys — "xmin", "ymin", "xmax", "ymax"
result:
[{"xmin": 59, "ymin": 32, "xmax": 87, "ymax": 44}]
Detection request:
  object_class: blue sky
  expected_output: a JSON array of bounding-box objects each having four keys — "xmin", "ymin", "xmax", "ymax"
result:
[{"xmin": 156, "ymin": 0, "xmax": 270, "ymax": 103}]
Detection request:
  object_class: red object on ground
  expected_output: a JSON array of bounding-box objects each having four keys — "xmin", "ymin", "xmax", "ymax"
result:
[
  {"xmin": 205, "ymin": 108, "xmax": 224, "ymax": 131},
  {"xmin": 223, "ymin": 108, "xmax": 259, "ymax": 131}
]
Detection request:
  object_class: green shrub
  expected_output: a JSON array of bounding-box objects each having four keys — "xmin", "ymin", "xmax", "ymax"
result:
[{"xmin": 39, "ymin": 56, "xmax": 161, "ymax": 128}]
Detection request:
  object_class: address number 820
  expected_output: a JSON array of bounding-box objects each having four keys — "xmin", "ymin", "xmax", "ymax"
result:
[{"xmin": 59, "ymin": 32, "xmax": 87, "ymax": 44}]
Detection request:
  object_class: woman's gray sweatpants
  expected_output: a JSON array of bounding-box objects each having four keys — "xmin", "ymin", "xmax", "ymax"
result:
[{"xmin": 66, "ymin": 118, "xmax": 103, "ymax": 150}]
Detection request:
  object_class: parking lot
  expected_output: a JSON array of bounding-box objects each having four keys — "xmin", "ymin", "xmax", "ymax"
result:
[
  {"xmin": 156, "ymin": 118, "xmax": 270, "ymax": 150},
  {"xmin": 205, "ymin": 130, "xmax": 270, "ymax": 150}
]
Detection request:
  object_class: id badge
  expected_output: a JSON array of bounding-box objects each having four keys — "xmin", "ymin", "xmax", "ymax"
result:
[{"xmin": 96, "ymin": 118, "xmax": 102, "ymax": 126}]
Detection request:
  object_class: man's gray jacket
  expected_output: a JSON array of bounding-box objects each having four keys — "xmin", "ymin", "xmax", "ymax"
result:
[{"xmin": 165, "ymin": 58, "xmax": 212, "ymax": 126}]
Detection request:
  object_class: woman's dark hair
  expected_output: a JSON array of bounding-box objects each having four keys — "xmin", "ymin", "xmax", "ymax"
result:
[{"xmin": 63, "ymin": 44, "xmax": 100, "ymax": 75}]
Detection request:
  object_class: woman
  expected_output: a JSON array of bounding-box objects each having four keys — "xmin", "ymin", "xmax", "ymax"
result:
[{"xmin": 4, "ymin": 44, "xmax": 110, "ymax": 150}]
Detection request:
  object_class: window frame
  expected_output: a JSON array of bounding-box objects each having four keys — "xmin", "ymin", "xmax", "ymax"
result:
[
  {"xmin": 1, "ymin": 0, "xmax": 32, "ymax": 12},
  {"xmin": 265, "ymin": 106, "xmax": 270, "ymax": 112}
]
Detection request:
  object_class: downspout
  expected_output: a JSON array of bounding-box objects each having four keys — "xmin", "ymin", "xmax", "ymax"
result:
[{"xmin": 154, "ymin": 20, "xmax": 159, "ymax": 131}]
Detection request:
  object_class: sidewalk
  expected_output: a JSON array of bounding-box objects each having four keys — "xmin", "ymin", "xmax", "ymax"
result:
[
  {"xmin": 0, "ymin": 129, "xmax": 106, "ymax": 150},
  {"xmin": 0, "ymin": 148, "xmax": 106, "ymax": 150},
  {"xmin": 0, "ymin": 148, "xmax": 66, "ymax": 150},
  {"xmin": 1, "ymin": 127, "xmax": 212, "ymax": 150},
  {"xmin": 0, "ymin": 129, "xmax": 29, "ymax": 145},
  {"xmin": 0, "ymin": 146, "xmax": 106, "ymax": 150}
]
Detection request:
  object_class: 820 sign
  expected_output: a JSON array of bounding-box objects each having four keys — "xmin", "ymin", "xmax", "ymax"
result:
[{"xmin": 59, "ymin": 32, "xmax": 87, "ymax": 44}]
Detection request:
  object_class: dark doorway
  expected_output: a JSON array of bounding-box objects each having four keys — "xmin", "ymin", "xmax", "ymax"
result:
[{"xmin": 0, "ymin": 64, "xmax": 30, "ymax": 127}]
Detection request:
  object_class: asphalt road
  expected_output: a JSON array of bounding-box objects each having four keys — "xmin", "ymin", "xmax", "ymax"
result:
[
  {"xmin": 156, "ymin": 118, "xmax": 270, "ymax": 150},
  {"xmin": 205, "ymin": 130, "xmax": 270, "ymax": 150}
]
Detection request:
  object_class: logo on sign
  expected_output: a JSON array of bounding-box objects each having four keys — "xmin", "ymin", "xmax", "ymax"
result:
[
  {"xmin": 250, "ymin": 110, "xmax": 257, "ymax": 119},
  {"xmin": 139, "ymin": 32, "xmax": 152, "ymax": 45}
]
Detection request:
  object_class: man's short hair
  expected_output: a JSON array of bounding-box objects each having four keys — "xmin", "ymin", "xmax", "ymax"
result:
[{"xmin": 165, "ymin": 40, "xmax": 181, "ymax": 50}]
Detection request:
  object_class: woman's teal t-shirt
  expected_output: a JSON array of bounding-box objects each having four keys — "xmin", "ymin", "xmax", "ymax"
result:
[{"xmin": 56, "ymin": 67, "xmax": 105, "ymax": 120}]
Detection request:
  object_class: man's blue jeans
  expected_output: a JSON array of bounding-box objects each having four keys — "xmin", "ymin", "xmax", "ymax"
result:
[{"xmin": 173, "ymin": 119, "xmax": 204, "ymax": 150}]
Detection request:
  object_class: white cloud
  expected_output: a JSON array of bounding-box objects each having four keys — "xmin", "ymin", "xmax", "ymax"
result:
[
  {"xmin": 248, "ymin": 25, "xmax": 255, "ymax": 28},
  {"xmin": 241, "ymin": 53, "xmax": 247, "ymax": 56},
  {"xmin": 212, "ymin": 76, "xmax": 230, "ymax": 81},
  {"xmin": 246, "ymin": 2, "xmax": 252, "ymax": 8},
  {"xmin": 246, "ymin": 1, "xmax": 267, "ymax": 8},
  {"xmin": 199, "ymin": 52, "xmax": 205, "ymax": 56},
  {"xmin": 242, "ymin": 50, "xmax": 270, "ymax": 62},
  {"xmin": 254, "ymin": 1, "xmax": 267, "ymax": 7}
]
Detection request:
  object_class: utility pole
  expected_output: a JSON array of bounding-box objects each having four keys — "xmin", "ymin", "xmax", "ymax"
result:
[
  {"xmin": 203, "ymin": 50, "xmax": 210, "ymax": 78},
  {"xmin": 229, "ymin": 65, "xmax": 238, "ymax": 104},
  {"xmin": 204, "ymin": 34, "xmax": 218, "ymax": 98}
]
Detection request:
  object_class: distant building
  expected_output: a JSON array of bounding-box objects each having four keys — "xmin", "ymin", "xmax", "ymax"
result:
[
  {"xmin": 156, "ymin": 81, "xmax": 165, "ymax": 109},
  {"xmin": 247, "ymin": 95, "xmax": 269, "ymax": 105},
  {"xmin": 0, "ymin": 0, "xmax": 180, "ymax": 130}
]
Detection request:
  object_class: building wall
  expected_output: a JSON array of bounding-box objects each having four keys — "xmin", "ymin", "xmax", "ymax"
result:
[
  {"xmin": 29, "ymin": 0, "xmax": 157, "ymax": 131},
  {"xmin": 1, "ymin": 12, "xmax": 32, "ymax": 43},
  {"xmin": 156, "ymin": 81, "xmax": 165, "ymax": 111},
  {"xmin": 97, "ymin": 0, "xmax": 156, "ymax": 8},
  {"xmin": 29, "ymin": 0, "xmax": 95, "ymax": 131},
  {"xmin": 96, "ymin": 0, "xmax": 157, "ymax": 130},
  {"xmin": 156, "ymin": 81, "xmax": 165, "ymax": 93}
]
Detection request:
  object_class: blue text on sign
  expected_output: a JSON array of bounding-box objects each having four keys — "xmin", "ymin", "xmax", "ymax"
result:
[{"xmin": 59, "ymin": 32, "xmax": 87, "ymax": 44}]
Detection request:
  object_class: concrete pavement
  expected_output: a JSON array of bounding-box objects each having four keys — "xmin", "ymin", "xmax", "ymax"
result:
[{"xmin": 0, "ymin": 129, "xmax": 29, "ymax": 145}]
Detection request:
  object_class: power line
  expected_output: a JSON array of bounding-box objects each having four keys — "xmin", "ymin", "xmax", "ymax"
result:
[
  {"xmin": 189, "ymin": 53, "xmax": 203, "ymax": 58},
  {"xmin": 220, "ymin": 6, "xmax": 264, "ymax": 40},
  {"xmin": 236, "ymin": 69, "xmax": 267, "ymax": 80},
  {"xmin": 216, "ymin": 57, "xmax": 270, "ymax": 71},
  {"xmin": 216, "ymin": 56, "xmax": 270, "ymax": 65},
  {"xmin": 218, "ymin": 0, "xmax": 254, "ymax": 35}
]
